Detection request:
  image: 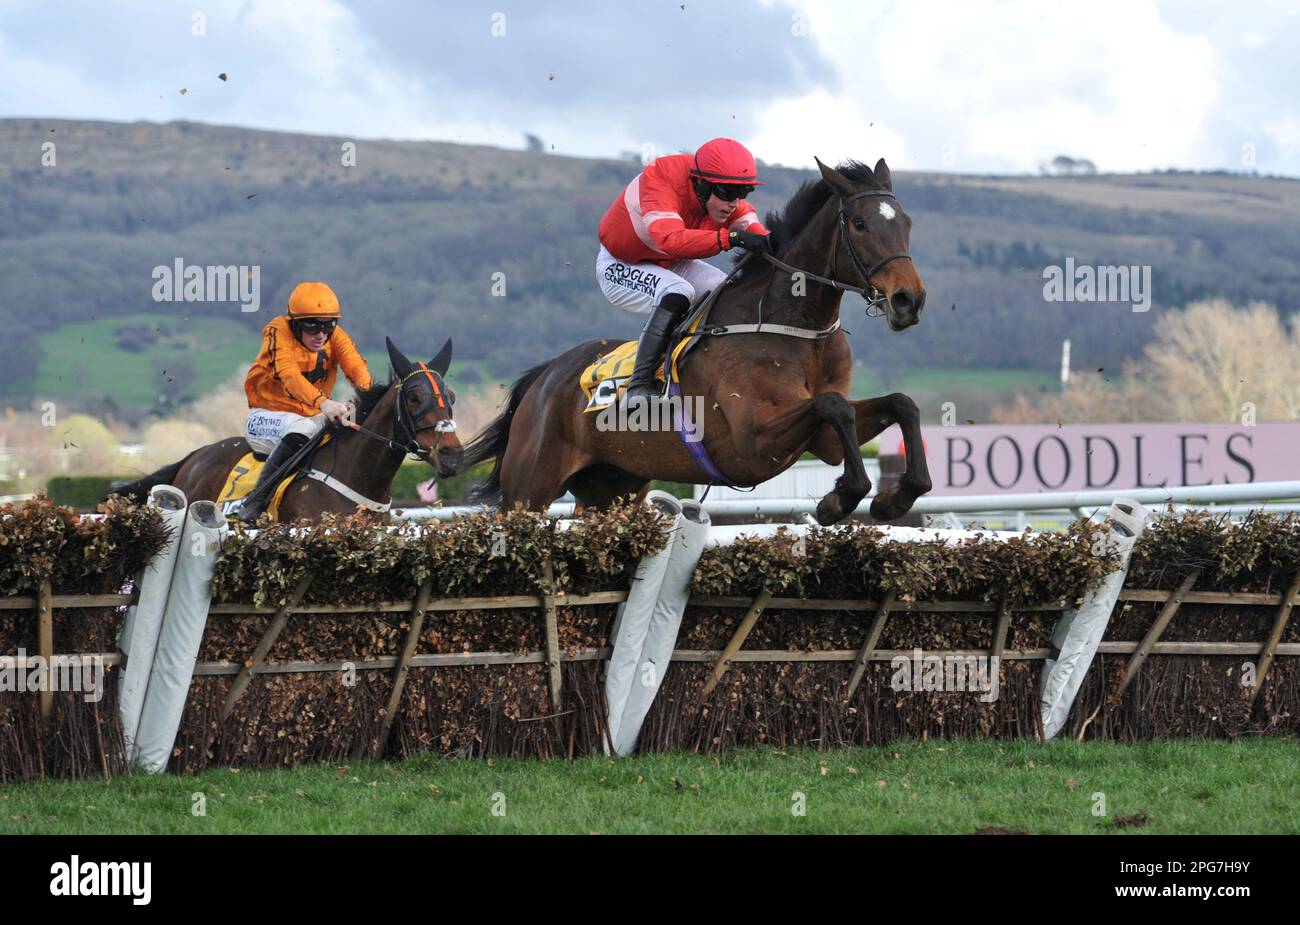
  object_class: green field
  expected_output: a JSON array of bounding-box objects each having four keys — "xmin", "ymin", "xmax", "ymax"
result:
[
  {"xmin": 36, "ymin": 313, "xmax": 254, "ymax": 406},
  {"xmin": 2, "ymin": 740, "xmax": 1294, "ymax": 835},
  {"xmin": 851, "ymin": 365, "xmax": 1056, "ymax": 396},
  {"xmin": 849, "ymin": 364, "xmax": 1058, "ymax": 418},
  {"xmin": 358, "ymin": 350, "xmax": 508, "ymax": 397}
]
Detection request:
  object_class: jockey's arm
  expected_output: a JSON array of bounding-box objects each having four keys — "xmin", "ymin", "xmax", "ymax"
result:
[
  {"xmin": 644, "ymin": 185, "xmax": 771, "ymax": 258},
  {"xmin": 727, "ymin": 205, "xmax": 768, "ymax": 236},
  {"xmin": 640, "ymin": 170, "xmax": 731, "ymax": 259},
  {"xmin": 332, "ymin": 326, "xmax": 374, "ymax": 392},
  {"xmin": 646, "ymin": 213, "xmax": 730, "ymax": 259},
  {"xmin": 269, "ymin": 328, "xmax": 327, "ymax": 412}
]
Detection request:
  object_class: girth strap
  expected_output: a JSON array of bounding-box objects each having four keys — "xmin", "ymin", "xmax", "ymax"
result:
[
  {"xmin": 303, "ymin": 468, "xmax": 392, "ymax": 513},
  {"xmin": 697, "ymin": 318, "xmax": 841, "ymax": 339}
]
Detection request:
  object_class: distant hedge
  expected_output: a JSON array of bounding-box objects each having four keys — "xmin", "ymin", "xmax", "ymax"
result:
[
  {"xmin": 43, "ymin": 462, "xmax": 492, "ymax": 508},
  {"xmin": 44, "ymin": 476, "xmax": 135, "ymax": 509}
]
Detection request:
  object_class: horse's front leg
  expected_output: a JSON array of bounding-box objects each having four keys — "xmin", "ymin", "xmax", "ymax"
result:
[
  {"xmin": 847, "ymin": 392, "xmax": 932, "ymax": 521},
  {"xmin": 735, "ymin": 392, "xmax": 873, "ymax": 525}
]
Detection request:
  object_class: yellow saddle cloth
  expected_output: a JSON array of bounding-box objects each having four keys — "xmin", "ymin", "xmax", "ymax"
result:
[
  {"xmin": 215, "ymin": 434, "xmax": 332, "ymax": 522},
  {"xmin": 215, "ymin": 453, "xmax": 298, "ymax": 522},
  {"xmin": 579, "ymin": 323, "xmax": 701, "ymax": 413}
]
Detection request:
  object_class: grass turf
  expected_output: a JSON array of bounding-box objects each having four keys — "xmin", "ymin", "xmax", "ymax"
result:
[{"xmin": 2, "ymin": 739, "xmax": 1295, "ymax": 835}]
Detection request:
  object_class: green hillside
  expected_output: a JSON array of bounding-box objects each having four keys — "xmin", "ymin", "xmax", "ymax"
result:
[{"xmin": 36, "ymin": 313, "xmax": 251, "ymax": 406}]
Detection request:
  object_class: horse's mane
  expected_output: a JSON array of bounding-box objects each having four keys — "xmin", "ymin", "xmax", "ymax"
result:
[
  {"xmin": 351, "ymin": 375, "xmax": 394, "ymax": 425},
  {"xmin": 731, "ymin": 159, "xmax": 882, "ymax": 282}
]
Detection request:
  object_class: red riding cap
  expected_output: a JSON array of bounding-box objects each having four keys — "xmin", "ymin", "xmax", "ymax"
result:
[{"xmin": 689, "ymin": 138, "xmax": 764, "ymax": 186}]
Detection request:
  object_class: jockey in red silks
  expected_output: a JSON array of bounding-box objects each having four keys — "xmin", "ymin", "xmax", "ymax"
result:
[{"xmin": 596, "ymin": 137, "xmax": 772, "ymax": 405}]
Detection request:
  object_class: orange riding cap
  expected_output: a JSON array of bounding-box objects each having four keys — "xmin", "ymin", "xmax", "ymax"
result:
[
  {"xmin": 286, "ymin": 281, "xmax": 341, "ymax": 320},
  {"xmin": 244, "ymin": 315, "xmax": 373, "ymax": 415}
]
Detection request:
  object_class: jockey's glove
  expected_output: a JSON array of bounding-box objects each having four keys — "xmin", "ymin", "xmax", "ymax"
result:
[{"xmin": 727, "ymin": 229, "xmax": 772, "ymax": 254}]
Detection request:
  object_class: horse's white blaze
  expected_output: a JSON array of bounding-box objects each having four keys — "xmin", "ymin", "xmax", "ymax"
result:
[{"xmin": 878, "ymin": 201, "xmax": 896, "ymax": 220}]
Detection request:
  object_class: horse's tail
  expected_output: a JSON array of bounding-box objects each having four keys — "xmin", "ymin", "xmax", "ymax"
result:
[
  {"xmin": 104, "ymin": 450, "xmax": 197, "ymax": 504},
  {"xmin": 462, "ymin": 359, "xmax": 552, "ymax": 506}
]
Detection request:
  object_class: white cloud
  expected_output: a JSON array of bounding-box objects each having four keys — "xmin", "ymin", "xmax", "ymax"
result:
[
  {"xmin": 751, "ymin": 88, "xmax": 910, "ymax": 169},
  {"xmin": 1, "ymin": 0, "xmax": 1296, "ymax": 175},
  {"xmin": 752, "ymin": 0, "xmax": 1220, "ymax": 173}
]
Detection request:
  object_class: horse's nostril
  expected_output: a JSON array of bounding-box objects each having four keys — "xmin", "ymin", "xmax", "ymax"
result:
[
  {"xmin": 891, "ymin": 291, "xmax": 915, "ymax": 315},
  {"xmin": 439, "ymin": 446, "xmax": 465, "ymax": 473}
]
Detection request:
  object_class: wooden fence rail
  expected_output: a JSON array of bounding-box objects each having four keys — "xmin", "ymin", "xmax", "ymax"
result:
[{"xmin": 6, "ymin": 582, "xmax": 1298, "ymax": 748}]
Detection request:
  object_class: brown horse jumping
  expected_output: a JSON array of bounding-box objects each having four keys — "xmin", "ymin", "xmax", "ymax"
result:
[
  {"xmin": 462, "ymin": 158, "xmax": 932, "ymax": 524},
  {"xmin": 110, "ymin": 338, "xmax": 462, "ymax": 520}
]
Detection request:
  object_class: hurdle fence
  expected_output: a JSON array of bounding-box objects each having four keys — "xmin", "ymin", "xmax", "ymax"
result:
[{"xmin": 6, "ymin": 565, "xmax": 1297, "ymax": 773}]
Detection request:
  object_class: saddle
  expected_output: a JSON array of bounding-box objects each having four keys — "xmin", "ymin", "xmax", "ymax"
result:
[
  {"xmin": 578, "ymin": 290, "xmax": 719, "ymax": 413},
  {"xmin": 580, "ymin": 253, "xmax": 842, "ymax": 413},
  {"xmin": 214, "ymin": 433, "xmax": 334, "ymax": 522}
]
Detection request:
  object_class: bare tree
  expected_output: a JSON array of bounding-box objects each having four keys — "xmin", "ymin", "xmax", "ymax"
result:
[
  {"xmin": 992, "ymin": 299, "xmax": 1300, "ymax": 424},
  {"xmin": 1143, "ymin": 299, "xmax": 1300, "ymax": 422}
]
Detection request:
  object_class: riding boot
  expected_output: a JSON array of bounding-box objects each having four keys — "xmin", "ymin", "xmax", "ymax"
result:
[
  {"xmin": 622, "ymin": 293, "xmax": 692, "ymax": 406},
  {"xmin": 236, "ymin": 432, "xmax": 312, "ymax": 524}
]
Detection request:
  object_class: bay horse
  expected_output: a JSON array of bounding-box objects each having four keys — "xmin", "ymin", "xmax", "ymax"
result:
[
  {"xmin": 462, "ymin": 158, "xmax": 932, "ymax": 524},
  {"xmin": 109, "ymin": 338, "xmax": 463, "ymax": 520}
]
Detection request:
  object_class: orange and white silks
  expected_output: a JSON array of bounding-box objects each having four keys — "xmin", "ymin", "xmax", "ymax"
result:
[{"xmin": 244, "ymin": 315, "xmax": 373, "ymax": 416}]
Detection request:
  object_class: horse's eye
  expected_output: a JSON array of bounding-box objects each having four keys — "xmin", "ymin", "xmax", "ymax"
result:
[
  {"xmin": 852, "ymin": 217, "xmax": 866, "ymax": 231},
  {"xmin": 407, "ymin": 392, "xmax": 420, "ymax": 405}
]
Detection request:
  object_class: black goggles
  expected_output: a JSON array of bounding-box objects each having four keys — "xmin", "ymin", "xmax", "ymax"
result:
[
  {"xmin": 711, "ymin": 182, "xmax": 755, "ymax": 202},
  {"xmin": 296, "ymin": 319, "xmax": 337, "ymax": 335}
]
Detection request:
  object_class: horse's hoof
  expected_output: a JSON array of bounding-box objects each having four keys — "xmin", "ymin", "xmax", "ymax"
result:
[
  {"xmin": 869, "ymin": 487, "xmax": 914, "ymax": 522},
  {"xmin": 816, "ymin": 493, "xmax": 846, "ymax": 526}
]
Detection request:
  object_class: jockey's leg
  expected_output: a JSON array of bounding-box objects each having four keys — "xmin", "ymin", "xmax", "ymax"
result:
[
  {"xmin": 625, "ymin": 259, "xmax": 724, "ymax": 403},
  {"xmin": 623, "ymin": 292, "xmax": 692, "ymax": 403},
  {"xmin": 671, "ymin": 258, "xmax": 728, "ymax": 305},
  {"xmin": 595, "ymin": 246, "xmax": 698, "ymax": 404},
  {"xmin": 236, "ymin": 411, "xmax": 324, "ymax": 523}
]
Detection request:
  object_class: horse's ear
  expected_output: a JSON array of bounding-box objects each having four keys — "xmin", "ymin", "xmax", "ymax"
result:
[
  {"xmin": 428, "ymin": 338, "xmax": 453, "ymax": 377},
  {"xmin": 386, "ymin": 336, "xmax": 414, "ymax": 379},
  {"xmin": 873, "ymin": 158, "xmax": 893, "ymax": 191},
  {"xmin": 815, "ymin": 156, "xmax": 857, "ymax": 198}
]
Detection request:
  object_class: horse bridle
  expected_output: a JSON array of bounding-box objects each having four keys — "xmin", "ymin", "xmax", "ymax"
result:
[
  {"xmin": 759, "ymin": 188, "xmax": 913, "ymax": 317},
  {"xmin": 340, "ymin": 363, "xmax": 456, "ymax": 459}
]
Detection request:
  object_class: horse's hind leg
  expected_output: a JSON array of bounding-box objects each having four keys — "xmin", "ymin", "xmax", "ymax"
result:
[{"xmin": 849, "ymin": 392, "xmax": 932, "ymax": 520}]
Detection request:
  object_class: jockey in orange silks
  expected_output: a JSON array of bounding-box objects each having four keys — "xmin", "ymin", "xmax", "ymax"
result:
[{"xmin": 236, "ymin": 281, "xmax": 373, "ymax": 522}]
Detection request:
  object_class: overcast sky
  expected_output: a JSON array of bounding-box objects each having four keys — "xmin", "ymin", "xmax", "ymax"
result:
[{"xmin": 2, "ymin": 0, "xmax": 1297, "ymax": 176}]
